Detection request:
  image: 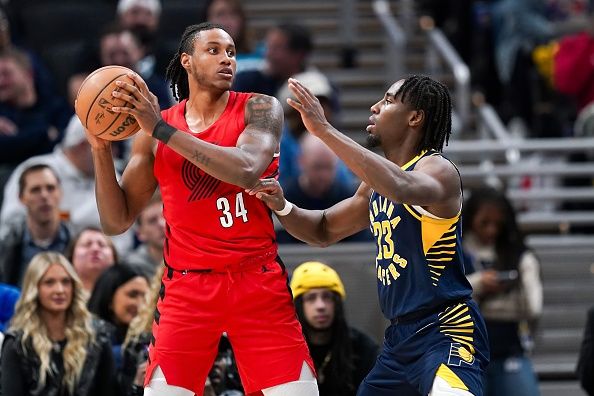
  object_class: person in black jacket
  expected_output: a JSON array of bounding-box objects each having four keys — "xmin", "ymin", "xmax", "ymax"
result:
[
  {"xmin": 0, "ymin": 164, "xmax": 72, "ymax": 287},
  {"xmin": 578, "ymin": 306, "xmax": 594, "ymax": 396},
  {"xmin": 290, "ymin": 261, "xmax": 379, "ymax": 396},
  {"xmin": 88, "ymin": 264, "xmax": 149, "ymax": 371},
  {"xmin": 0, "ymin": 251, "xmax": 118, "ymax": 396}
]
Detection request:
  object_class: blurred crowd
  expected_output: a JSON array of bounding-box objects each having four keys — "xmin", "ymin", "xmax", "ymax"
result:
[
  {"xmin": 0, "ymin": 0, "xmax": 591, "ymax": 395},
  {"xmin": 420, "ymin": 0, "xmax": 594, "ymax": 221}
]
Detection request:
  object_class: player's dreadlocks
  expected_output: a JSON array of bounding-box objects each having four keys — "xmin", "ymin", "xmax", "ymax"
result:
[
  {"xmin": 165, "ymin": 22, "xmax": 225, "ymax": 102},
  {"xmin": 395, "ymin": 75, "xmax": 452, "ymax": 153}
]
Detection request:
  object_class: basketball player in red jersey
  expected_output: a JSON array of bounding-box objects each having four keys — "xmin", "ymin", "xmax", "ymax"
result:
[{"xmin": 82, "ymin": 22, "xmax": 317, "ymax": 396}]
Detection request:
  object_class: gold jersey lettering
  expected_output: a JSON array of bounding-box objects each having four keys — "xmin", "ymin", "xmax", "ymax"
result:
[
  {"xmin": 371, "ymin": 207, "xmax": 407, "ymax": 285},
  {"xmin": 372, "ymin": 216, "xmax": 401, "ymax": 260}
]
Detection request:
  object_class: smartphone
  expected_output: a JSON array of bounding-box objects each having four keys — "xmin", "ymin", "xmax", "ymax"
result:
[{"xmin": 496, "ymin": 270, "xmax": 518, "ymax": 282}]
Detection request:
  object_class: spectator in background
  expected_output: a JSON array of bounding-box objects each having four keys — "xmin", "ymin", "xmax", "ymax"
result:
[
  {"xmin": 0, "ymin": 252, "xmax": 118, "ymax": 396},
  {"xmin": 123, "ymin": 191, "xmax": 165, "ymax": 278},
  {"xmin": 74, "ymin": 23, "xmax": 172, "ymax": 112},
  {"xmin": 1, "ymin": 115, "xmax": 134, "ymax": 254},
  {"xmin": 554, "ymin": 28, "xmax": 594, "ymax": 115},
  {"xmin": 122, "ymin": 263, "xmax": 243, "ymax": 396},
  {"xmin": 290, "ymin": 261, "xmax": 378, "ymax": 396},
  {"xmin": 121, "ymin": 265, "xmax": 163, "ymax": 396},
  {"xmin": 72, "ymin": 23, "xmax": 173, "ymax": 164},
  {"xmin": 67, "ymin": 72, "xmax": 89, "ymax": 109},
  {"xmin": 491, "ymin": 0, "xmax": 590, "ymax": 136},
  {"xmin": 99, "ymin": 25, "xmax": 171, "ymax": 109},
  {"xmin": 0, "ymin": 164, "xmax": 71, "ymax": 287},
  {"xmin": 88, "ymin": 264, "xmax": 149, "ymax": 370},
  {"xmin": 276, "ymin": 70, "xmax": 345, "ymax": 188},
  {"xmin": 0, "ymin": 7, "xmax": 56, "ymax": 102},
  {"xmin": 233, "ymin": 23, "xmax": 313, "ymax": 97},
  {"xmin": 117, "ymin": 0, "xmax": 161, "ymax": 34},
  {"xmin": 577, "ymin": 305, "xmax": 594, "ymax": 396},
  {"xmin": 116, "ymin": 0, "xmax": 172, "ymax": 80},
  {"xmin": 205, "ymin": 0, "xmax": 264, "ymax": 73},
  {"xmin": 0, "ymin": 48, "xmax": 71, "ymax": 200},
  {"xmin": 462, "ymin": 187, "xmax": 542, "ymax": 396},
  {"xmin": 67, "ymin": 227, "xmax": 118, "ymax": 293},
  {"xmin": 552, "ymin": 25, "xmax": 594, "ymax": 139},
  {"xmin": 208, "ymin": 336, "xmax": 244, "ymax": 396}
]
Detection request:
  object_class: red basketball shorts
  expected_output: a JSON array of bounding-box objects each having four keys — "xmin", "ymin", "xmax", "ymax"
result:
[{"xmin": 144, "ymin": 257, "xmax": 314, "ymax": 395}]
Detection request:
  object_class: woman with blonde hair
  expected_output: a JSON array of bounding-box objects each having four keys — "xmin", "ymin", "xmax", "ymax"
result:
[{"xmin": 0, "ymin": 252, "xmax": 118, "ymax": 396}]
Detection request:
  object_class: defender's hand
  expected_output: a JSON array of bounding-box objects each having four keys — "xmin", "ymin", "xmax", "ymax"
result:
[
  {"xmin": 286, "ymin": 77, "xmax": 332, "ymax": 137},
  {"xmin": 246, "ymin": 178, "xmax": 286, "ymax": 211}
]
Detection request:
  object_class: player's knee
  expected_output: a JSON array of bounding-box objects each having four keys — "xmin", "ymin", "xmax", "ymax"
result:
[
  {"xmin": 428, "ymin": 376, "xmax": 475, "ymax": 396},
  {"xmin": 261, "ymin": 361, "xmax": 319, "ymax": 396},
  {"xmin": 261, "ymin": 380, "xmax": 319, "ymax": 396},
  {"xmin": 144, "ymin": 366, "xmax": 194, "ymax": 396}
]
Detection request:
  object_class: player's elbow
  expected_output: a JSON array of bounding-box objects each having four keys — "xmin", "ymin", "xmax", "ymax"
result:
[
  {"xmin": 311, "ymin": 239, "xmax": 332, "ymax": 248},
  {"xmin": 100, "ymin": 218, "xmax": 133, "ymax": 236},
  {"xmin": 101, "ymin": 224, "xmax": 126, "ymax": 236},
  {"xmin": 303, "ymin": 230, "xmax": 335, "ymax": 248},
  {"xmin": 292, "ymin": 237, "xmax": 329, "ymax": 248},
  {"xmin": 236, "ymin": 166, "xmax": 261, "ymax": 189}
]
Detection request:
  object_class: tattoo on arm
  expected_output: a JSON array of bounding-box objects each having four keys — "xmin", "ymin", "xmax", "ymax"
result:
[
  {"xmin": 245, "ymin": 95, "xmax": 282, "ymax": 141},
  {"xmin": 191, "ymin": 150, "xmax": 211, "ymax": 166}
]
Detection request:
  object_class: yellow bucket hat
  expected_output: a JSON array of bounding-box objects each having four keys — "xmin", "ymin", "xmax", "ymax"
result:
[{"xmin": 290, "ymin": 261, "xmax": 346, "ymax": 300}]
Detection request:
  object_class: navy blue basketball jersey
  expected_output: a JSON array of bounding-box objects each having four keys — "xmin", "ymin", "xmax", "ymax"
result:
[{"xmin": 369, "ymin": 150, "xmax": 472, "ymax": 320}]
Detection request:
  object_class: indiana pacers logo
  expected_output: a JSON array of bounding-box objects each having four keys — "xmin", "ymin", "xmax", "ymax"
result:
[
  {"xmin": 181, "ymin": 159, "xmax": 220, "ymax": 201},
  {"xmin": 447, "ymin": 343, "xmax": 475, "ymax": 367}
]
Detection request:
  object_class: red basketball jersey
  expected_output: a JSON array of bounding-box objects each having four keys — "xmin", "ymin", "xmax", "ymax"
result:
[{"xmin": 154, "ymin": 92, "xmax": 279, "ymax": 270}]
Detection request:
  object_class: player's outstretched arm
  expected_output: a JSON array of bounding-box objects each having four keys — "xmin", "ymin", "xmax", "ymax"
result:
[
  {"xmin": 286, "ymin": 78, "xmax": 460, "ymax": 217},
  {"xmin": 247, "ymin": 180, "xmax": 370, "ymax": 247},
  {"xmin": 88, "ymin": 130, "xmax": 158, "ymax": 236},
  {"xmin": 112, "ymin": 73, "xmax": 281, "ymax": 189}
]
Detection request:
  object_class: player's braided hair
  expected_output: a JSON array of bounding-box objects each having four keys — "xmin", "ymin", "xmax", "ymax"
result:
[
  {"xmin": 165, "ymin": 22, "xmax": 225, "ymax": 102},
  {"xmin": 395, "ymin": 75, "xmax": 452, "ymax": 153}
]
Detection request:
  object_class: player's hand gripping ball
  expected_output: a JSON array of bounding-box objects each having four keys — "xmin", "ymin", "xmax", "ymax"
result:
[{"xmin": 75, "ymin": 65, "xmax": 142, "ymax": 141}]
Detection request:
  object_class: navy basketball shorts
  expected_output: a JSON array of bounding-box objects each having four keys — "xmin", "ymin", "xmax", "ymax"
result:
[{"xmin": 358, "ymin": 299, "xmax": 489, "ymax": 396}]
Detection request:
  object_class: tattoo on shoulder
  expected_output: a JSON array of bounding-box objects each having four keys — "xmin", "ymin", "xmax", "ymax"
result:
[
  {"xmin": 246, "ymin": 95, "xmax": 282, "ymax": 138},
  {"xmin": 191, "ymin": 150, "xmax": 211, "ymax": 167}
]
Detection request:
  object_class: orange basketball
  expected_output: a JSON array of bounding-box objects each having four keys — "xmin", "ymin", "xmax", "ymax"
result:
[{"xmin": 75, "ymin": 65, "xmax": 142, "ymax": 141}]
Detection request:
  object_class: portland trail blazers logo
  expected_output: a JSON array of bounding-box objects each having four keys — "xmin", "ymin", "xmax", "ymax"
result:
[{"xmin": 181, "ymin": 159, "xmax": 220, "ymax": 201}]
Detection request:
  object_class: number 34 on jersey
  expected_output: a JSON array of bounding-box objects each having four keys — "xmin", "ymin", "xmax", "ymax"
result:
[{"xmin": 217, "ymin": 192, "xmax": 248, "ymax": 228}]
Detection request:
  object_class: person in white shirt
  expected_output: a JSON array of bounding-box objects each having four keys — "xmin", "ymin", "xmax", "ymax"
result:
[{"xmin": 1, "ymin": 115, "xmax": 133, "ymax": 255}]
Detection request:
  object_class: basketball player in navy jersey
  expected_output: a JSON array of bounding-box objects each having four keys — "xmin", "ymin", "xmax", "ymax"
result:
[{"xmin": 249, "ymin": 75, "xmax": 490, "ymax": 395}]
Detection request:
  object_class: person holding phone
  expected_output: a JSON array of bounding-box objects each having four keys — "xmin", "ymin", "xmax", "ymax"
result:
[{"xmin": 462, "ymin": 187, "xmax": 543, "ymax": 396}]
